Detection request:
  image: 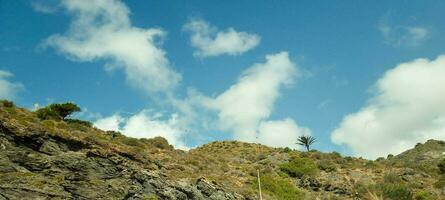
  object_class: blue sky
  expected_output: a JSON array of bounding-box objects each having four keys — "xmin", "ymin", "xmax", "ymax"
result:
[{"xmin": 1, "ymin": 0, "xmax": 445, "ymax": 158}]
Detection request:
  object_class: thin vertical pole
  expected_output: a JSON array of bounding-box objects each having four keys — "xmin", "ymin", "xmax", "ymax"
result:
[
  {"xmin": 255, "ymin": 138, "xmax": 263, "ymax": 200},
  {"xmin": 257, "ymin": 169, "xmax": 262, "ymax": 200}
]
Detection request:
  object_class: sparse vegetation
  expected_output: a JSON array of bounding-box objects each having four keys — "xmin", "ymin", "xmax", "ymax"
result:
[
  {"xmin": 0, "ymin": 100, "xmax": 14, "ymax": 107},
  {"xmin": 143, "ymin": 136, "xmax": 173, "ymax": 150},
  {"xmin": 317, "ymin": 160, "xmax": 337, "ymax": 172},
  {"xmin": 253, "ymin": 173, "xmax": 305, "ymax": 200},
  {"xmin": 1, "ymin": 101, "xmax": 445, "ymax": 199},
  {"xmin": 414, "ymin": 190, "xmax": 433, "ymax": 200},
  {"xmin": 65, "ymin": 118, "xmax": 93, "ymax": 127},
  {"xmin": 438, "ymin": 158, "xmax": 445, "ymax": 174},
  {"xmin": 279, "ymin": 157, "xmax": 318, "ymax": 178},
  {"xmin": 364, "ymin": 173, "xmax": 413, "ymax": 200},
  {"xmin": 296, "ymin": 135, "xmax": 316, "ymax": 151}
]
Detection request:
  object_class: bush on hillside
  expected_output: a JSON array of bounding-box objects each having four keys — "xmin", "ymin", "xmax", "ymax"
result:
[
  {"xmin": 377, "ymin": 183, "xmax": 412, "ymax": 200},
  {"xmin": 434, "ymin": 175, "xmax": 445, "ymax": 189},
  {"xmin": 142, "ymin": 136, "xmax": 173, "ymax": 150},
  {"xmin": 317, "ymin": 160, "xmax": 337, "ymax": 172},
  {"xmin": 279, "ymin": 157, "xmax": 318, "ymax": 178},
  {"xmin": 414, "ymin": 190, "xmax": 434, "ymax": 200},
  {"xmin": 438, "ymin": 158, "xmax": 445, "ymax": 174},
  {"xmin": 372, "ymin": 173, "xmax": 412, "ymax": 200},
  {"xmin": 36, "ymin": 103, "xmax": 81, "ymax": 121},
  {"xmin": 107, "ymin": 130, "xmax": 123, "ymax": 138},
  {"xmin": 253, "ymin": 173, "xmax": 305, "ymax": 200},
  {"xmin": 0, "ymin": 100, "xmax": 14, "ymax": 108},
  {"xmin": 65, "ymin": 119, "xmax": 92, "ymax": 127}
]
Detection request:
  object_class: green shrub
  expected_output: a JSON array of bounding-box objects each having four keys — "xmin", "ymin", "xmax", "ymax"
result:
[
  {"xmin": 279, "ymin": 157, "xmax": 318, "ymax": 178},
  {"xmin": 36, "ymin": 107, "xmax": 60, "ymax": 120},
  {"xmin": 383, "ymin": 172, "xmax": 402, "ymax": 184},
  {"xmin": 377, "ymin": 183, "xmax": 412, "ymax": 200},
  {"xmin": 36, "ymin": 103, "xmax": 81, "ymax": 121},
  {"xmin": 366, "ymin": 173, "xmax": 412, "ymax": 200},
  {"xmin": 438, "ymin": 158, "xmax": 445, "ymax": 174},
  {"xmin": 317, "ymin": 160, "xmax": 336, "ymax": 172},
  {"xmin": 434, "ymin": 175, "xmax": 445, "ymax": 189},
  {"xmin": 253, "ymin": 174, "xmax": 305, "ymax": 200},
  {"xmin": 119, "ymin": 137, "xmax": 144, "ymax": 147},
  {"xmin": 143, "ymin": 136, "xmax": 173, "ymax": 150},
  {"xmin": 330, "ymin": 151, "xmax": 342, "ymax": 158},
  {"xmin": 0, "ymin": 100, "xmax": 14, "ymax": 107},
  {"xmin": 283, "ymin": 147, "xmax": 291, "ymax": 153},
  {"xmin": 42, "ymin": 120, "xmax": 56, "ymax": 129},
  {"xmin": 414, "ymin": 190, "xmax": 433, "ymax": 200},
  {"xmin": 107, "ymin": 130, "xmax": 123, "ymax": 138},
  {"xmin": 375, "ymin": 157, "xmax": 385, "ymax": 162},
  {"xmin": 65, "ymin": 119, "xmax": 92, "ymax": 127}
]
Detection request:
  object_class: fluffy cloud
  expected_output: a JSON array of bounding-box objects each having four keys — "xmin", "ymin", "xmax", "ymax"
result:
[
  {"xmin": 378, "ymin": 18, "xmax": 429, "ymax": 47},
  {"xmin": 257, "ymin": 119, "xmax": 311, "ymax": 149},
  {"xmin": 332, "ymin": 55, "xmax": 445, "ymax": 159},
  {"xmin": 183, "ymin": 18, "xmax": 260, "ymax": 57},
  {"xmin": 31, "ymin": 0, "xmax": 59, "ymax": 14},
  {"xmin": 203, "ymin": 52, "xmax": 309, "ymax": 147},
  {"xmin": 0, "ymin": 70, "xmax": 23, "ymax": 100},
  {"xmin": 45, "ymin": 0, "xmax": 181, "ymax": 93},
  {"xmin": 94, "ymin": 110, "xmax": 187, "ymax": 149},
  {"xmin": 94, "ymin": 114, "xmax": 123, "ymax": 132}
]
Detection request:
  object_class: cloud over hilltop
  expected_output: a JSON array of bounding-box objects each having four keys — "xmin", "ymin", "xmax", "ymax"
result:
[
  {"xmin": 332, "ymin": 55, "xmax": 445, "ymax": 159},
  {"xmin": 0, "ymin": 70, "xmax": 24, "ymax": 100}
]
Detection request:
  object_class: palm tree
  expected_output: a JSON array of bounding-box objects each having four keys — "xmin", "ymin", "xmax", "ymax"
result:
[{"xmin": 297, "ymin": 135, "xmax": 316, "ymax": 151}]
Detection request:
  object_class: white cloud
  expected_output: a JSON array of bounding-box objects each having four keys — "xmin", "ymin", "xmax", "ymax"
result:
[
  {"xmin": 45, "ymin": 0, "xmax": 181, "ymax": 93},
  {"xmin": 94, "ymin": 114, "xmax": 123, "ymax": 132},
  {"xmin": 377, "ymin": 17, "xmax": 429, "ymax": 47},
  {"xmin": 183, "ymin": 18, "xmax": 260, "ymax": 57},
  {"xmin": 202, "ymin": 52, "xmax": 309, "ymax": 147},
  {"xmin": 0, "ymin": 70, "xmax": 24, "ymax": 100},
  {"xmin": 31, "ymin": 0, "xmax": 59, "ymax": 14},
  {"xmin": 257, "ymin": 118, "xmax": 310, "ymax": 149},
  {"xmin": 332, "ymin": 55, "xmax": 445, "ymax": 159},
  {"xmin": 94, "ymin": 110, "xmax": 188, "ymax": 150}
]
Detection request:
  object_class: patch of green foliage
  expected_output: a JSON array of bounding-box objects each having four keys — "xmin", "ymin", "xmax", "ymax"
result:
[
  {"xmin": 369, "ymin": 173, "xmax": 413, "ymax": 200},
  {"xmin": 36, "ymin": 103, "xmax": 81, "ymax": 121},
  {"xmin": 106, "ymin": 130, "xmax": 123, "ymax": 138},
  {"xmin": 0, "ymin": 100, "xmax": 14, "ymax": 108},
  {"xmin": 144, "ymin": 194, "xmax": 158, "ymax": 200},
  {"xmin": 317, "ymin": 160, "xmax": 336, "ymax": 172},
  {"xmin": 377, "ymin": 183, "xmax": 412, "ymax": 200},
  {"xmin": 253, "ymin": 173, "xmax": 305, "ymax": 200},
  {"xmin": 279, "ymin": 157, "xmax": 318, "ymax": 178},
  {"xmin": 438, "ymin": 158, "xmax": 445, "ymax": 174},
  {"xmin": 65, "ymin": 119, "xmax": 92, "ymax": 127},
  {"xmin": 414, "ymin": 190, "xmax": 434, "ymax": 200},
  {"xmin": 434, "ymin": 175, "xmax": 445, "ymax": 189},
  {"xmin": 142, "ymin": 136, "xmax": 173, "ymax": 150}
]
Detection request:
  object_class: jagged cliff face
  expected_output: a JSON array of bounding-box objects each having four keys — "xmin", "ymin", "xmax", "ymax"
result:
[
  {"xmin": 0, "ymin": 104, "xmax": 445, "ymax": 200},
  {"xmin": 0, "ymin": 106, "xmax": 245, "ymax": 200}
]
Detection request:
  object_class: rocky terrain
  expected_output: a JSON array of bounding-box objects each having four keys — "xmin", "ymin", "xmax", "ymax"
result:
[{"xmin": 0, "ymin": 101, "xmax": 444, "ymax": 200}]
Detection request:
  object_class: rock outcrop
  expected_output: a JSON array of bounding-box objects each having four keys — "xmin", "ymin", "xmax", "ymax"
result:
[{"xmin": 0, "ymin": 117, "xmax": 245, "ymax": 200}]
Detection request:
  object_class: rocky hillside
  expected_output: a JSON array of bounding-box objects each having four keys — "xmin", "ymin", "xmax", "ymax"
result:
[{"xmin": 0, "ymin": 101, "xmax": 444, "ymax": 200}]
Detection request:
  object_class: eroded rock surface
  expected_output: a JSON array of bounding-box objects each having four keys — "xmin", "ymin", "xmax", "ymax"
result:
[{"xmin": 0, "ymin": 122, "xmax": 245, "ymax": 200}]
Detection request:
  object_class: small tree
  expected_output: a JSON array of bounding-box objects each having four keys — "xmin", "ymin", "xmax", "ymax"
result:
[
  {"xmin": 36, "ymin": 102, "xmax": 81, "ymax": 121},
  {"xmin": 297, "ymin": 135, "xmax": 316, "ymax": 151},
  {"xmin": 439, "ymin": 158, "xmax": 445, "ymax": 174}
]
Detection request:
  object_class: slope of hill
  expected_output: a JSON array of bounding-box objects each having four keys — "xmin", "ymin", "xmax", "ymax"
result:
[{"xmin": 0, "ymin": 101, "xmax": 444, "ymax": 200}]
